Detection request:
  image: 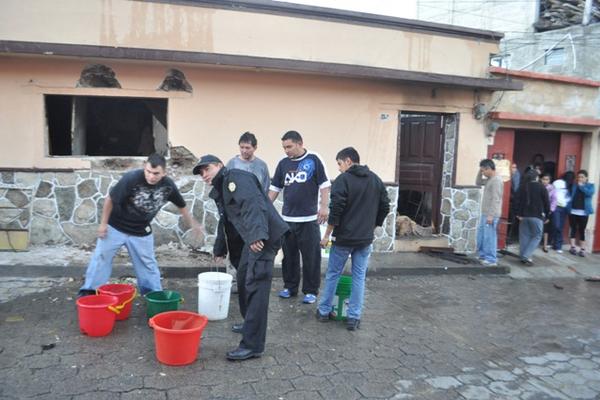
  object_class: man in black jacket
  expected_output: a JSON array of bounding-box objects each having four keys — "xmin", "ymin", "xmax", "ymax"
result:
[
  {"xmin": 317, "ymin": 147, "xmax": 390, "ymax": 330},
  {"xmin": 193, "ymin": 155, "xmax": 288, "ymax": 360},
  {"xmin": 516, "ymin": 169, "xmax": 550, "ymax": 265}
]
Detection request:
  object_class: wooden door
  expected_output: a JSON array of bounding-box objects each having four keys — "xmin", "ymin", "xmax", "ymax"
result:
[
  {"xmin": 397, "ymin": 113, "xmax": 444, "ymax": 232},
  {"xmin": 557, "ymin": 133, "xmax": 583, "ymax": 243},
  {"xmin": 487, "ymin": 128, "xmax": 515, "ymax": 249},
  {"xmin": 556, "ymin": 133, "xmax": 582, "ymax": 178}
]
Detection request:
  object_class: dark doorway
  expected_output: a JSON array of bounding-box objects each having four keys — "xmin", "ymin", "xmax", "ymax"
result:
[
  {"xmin": 508, "ymin": 130, "xmax": 562, "ymax": 242},
  {"xmin": 513, "ymin": 130, "xmax": 561, "ymax": 181},
  {"xmin": 396, "ymin": 113, "xmax": 445, "ymax": 233},
  {"xmin": 45, "ymin": 95, "xmax": 168, "ymax": 157}
]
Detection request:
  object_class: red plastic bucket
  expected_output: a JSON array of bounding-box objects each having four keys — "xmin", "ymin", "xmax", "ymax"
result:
[
  {"xmin": 149, "ymin": 311, "xmax": 208, "ymax": 366},
  {"xmin": 98, "ymin": 284, "xmax": 136, "ymax": 320},
  {"xmin": 76, "ymin": 294, "xmax": 120, "ymax": 337}
]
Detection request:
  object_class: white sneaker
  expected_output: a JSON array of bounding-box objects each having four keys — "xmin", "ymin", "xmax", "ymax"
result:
[{"xmin": 481, "ymin": 260, "xmax": 498, "ymax": 267}]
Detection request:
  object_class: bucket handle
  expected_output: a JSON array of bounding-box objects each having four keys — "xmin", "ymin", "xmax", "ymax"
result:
[
  {"xmin": 96, "ymin": 288, "xmax": 137, "ymax": 315},
  {"xmin": 148, "ymin": 315, "xmax": 207, "ymax": 330}
]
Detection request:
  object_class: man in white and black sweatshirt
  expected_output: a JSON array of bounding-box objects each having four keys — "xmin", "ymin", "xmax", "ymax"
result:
[
  {"xmin": 269, "ymin": 131, "xmax": 331, "ymax": 305},
  {"xmin": 317, "ymin": 147, "xmax": 390, "ymax": 330}
]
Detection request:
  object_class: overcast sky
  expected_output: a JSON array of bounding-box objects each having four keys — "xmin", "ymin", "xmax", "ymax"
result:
[{"xmin": 274, "ymin": 0, "xmax": 417, "ymax": 19}]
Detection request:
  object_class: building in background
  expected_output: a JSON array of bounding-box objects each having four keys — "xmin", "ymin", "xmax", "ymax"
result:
[
  {"xmin": 0, "ymin": 0, "xmax": 521, "ymax": 253},
  {"xmin": 415, "ymin": 0, "xmax": 600, "ymax": 252}
]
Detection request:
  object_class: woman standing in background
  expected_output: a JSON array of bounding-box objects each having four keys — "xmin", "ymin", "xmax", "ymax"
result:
[
  {"xmin": 551, "ymin": 171, "xmax": 574, "ymax": 254},
  {"xmin": 541, "ymin": 173, "xmax": 557, "ymax": 253},
  {"xmin": 568, "ymin": 170, "xmax": 595, "ymax": 257}
]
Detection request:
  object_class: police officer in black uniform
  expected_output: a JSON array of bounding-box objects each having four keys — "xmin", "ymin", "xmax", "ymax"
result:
[{"xmin": 193, "ymin": 155, "xmax": 288, "ymax": 361}]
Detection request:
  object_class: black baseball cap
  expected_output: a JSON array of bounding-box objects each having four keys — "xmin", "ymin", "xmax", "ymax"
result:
[{"xmin": 192, "ymin": 154, "xmax": 222, "ymax": 175}]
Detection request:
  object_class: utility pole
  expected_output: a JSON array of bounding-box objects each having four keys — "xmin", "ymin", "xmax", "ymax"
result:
[{"xmin": 583, "ymin": 0, "xmax": 593, "ymax": 25}]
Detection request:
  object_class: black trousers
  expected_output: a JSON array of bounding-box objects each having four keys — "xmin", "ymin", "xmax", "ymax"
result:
[
  {"xmin": 237, "ymin": 238, "xmax": 281, "ymax": 353},
  {"xmin": 569, "ymin": 214, "xmax": 589, "ymax": 241},
  {"xmin": 281, "ymin": 221, "xmax": 321, "ymax": 295}
]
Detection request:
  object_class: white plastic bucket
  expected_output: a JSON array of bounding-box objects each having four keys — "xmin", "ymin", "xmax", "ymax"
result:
[{"xmin": 197, "ymin": 272, "xmax": 233, "ymax": 321}]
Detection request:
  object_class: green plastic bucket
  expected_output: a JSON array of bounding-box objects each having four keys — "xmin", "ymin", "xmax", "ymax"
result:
[
  {"xmin": 145, "ymin": 290, "xmax": 183, "ymax": 318},
  {"xmin": 332, "ymin": 275, "xmax": 352, "ymax": 321}
]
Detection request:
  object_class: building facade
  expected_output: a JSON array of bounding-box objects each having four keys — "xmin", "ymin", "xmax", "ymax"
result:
[
  {"xmin": 415, "ymin": 0, "xmax": 600, "ymax": 251},
  {"xmin": 0, "ymin": 0, "xmax": 521, "ymax": 253}
]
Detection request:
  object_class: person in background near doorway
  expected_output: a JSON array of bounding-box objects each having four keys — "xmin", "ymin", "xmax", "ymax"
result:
[
  {"xmin": 543, "ymin": 161, "xmax": 556, "ymax": 181},
  {"xmin": 541, "ymin": 173, "xmax": 557, "ymax": 253},
  {"xmin": 193, "ymin": 155, "xmax": 288, "ymax": 360},
  {"xmin": 551, "ymin": 171, "xmax": 574, "ymax": 253},
  {"xmin": 516, "ymin": 169, "xmax": 550, "ymax": 266},
  {"xmin": 78, "ymin": 154, "xmax": 202, "ymax": 297},
  {"xmin": 317, "ymin": 147, "xmax": 390, "ymax": 331},
  {"xmin": 269, "ymin": 130, "xmax": 331, "ymax": 304},
  {"xmin": 475, "ymin": 159, "xmax": 503, "ymax": 267},
  {"xmin": 508, "ymin": 163, "xmax": 521, "ymax": 241},
  {"xmin": 532, "ymin": 154, "xmax": 545, "ymax": 174},
  {"xmin": 567, "ymin": 170, "xmax": 595, "ymax": 257},
  {"xmin": 511, "ymin": 163, "xmax": 521, "ymax": 193}
]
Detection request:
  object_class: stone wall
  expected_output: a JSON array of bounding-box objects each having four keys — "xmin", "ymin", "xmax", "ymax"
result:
[
  {"xmin": 0, "ymin": 169, "xmax": 400, "ymax": 253},
  {"xmin": 440, "ymin": 115, "xmax": 482, "ymax": 253},
  {"xmin": 0, "ymin": 169, "xmax": 214, "ymax": 250}
]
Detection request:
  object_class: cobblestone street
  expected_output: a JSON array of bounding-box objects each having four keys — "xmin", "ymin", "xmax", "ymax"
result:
[{"xmin": 1, "ymin": 275, "xmax": 600, "ymax": 399}]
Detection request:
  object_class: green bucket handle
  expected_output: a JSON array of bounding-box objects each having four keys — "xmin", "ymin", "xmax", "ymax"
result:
[
  {"xmin": 96, "ymin": 288, "xmax": 137, "ymax": 315},
  {"xmin": 144, "ymin": 292, "xmax": 184, "ymax": 304}
]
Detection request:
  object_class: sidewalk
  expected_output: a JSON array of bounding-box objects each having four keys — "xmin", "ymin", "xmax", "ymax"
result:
[
  {"xmin": 2, "ymin": 274, "xmax": 600, "ymax": 399},
  {"xmin": 1, "ymin": 244, "xmax": 599, "ymax": 280},
  {"xmin": 498, "ymin": 244, "xmax": 600, "ymax": 279}
]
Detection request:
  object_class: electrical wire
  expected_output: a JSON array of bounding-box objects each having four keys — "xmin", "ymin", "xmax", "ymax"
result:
[{"xmin": 418, "ymin": 2, "xmax": 537, "ymax": 26}]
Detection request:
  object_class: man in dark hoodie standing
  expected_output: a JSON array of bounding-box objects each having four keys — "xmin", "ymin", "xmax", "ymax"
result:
[
  {"xmin": 193, "ymin": 155, "xmax": 288, "ymax": 360},
  {"xmin": 316, "ymin": 147, "xmax": 390, "ymax": 330}
]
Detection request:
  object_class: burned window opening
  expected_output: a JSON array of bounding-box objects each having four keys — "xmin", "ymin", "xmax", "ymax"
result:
[
  {"xmin": 45, "ymin": 95, "xmax": 168, "ymax": 157},
  {"xmin": 158, "ymin": 69, "xmax": 193, "ymax": 93},
  {"xmin": 77, "ymin": 64, "xmax": 121, "ymax": 88}
]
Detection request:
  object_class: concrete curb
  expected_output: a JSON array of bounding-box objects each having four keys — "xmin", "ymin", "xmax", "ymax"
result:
[{"xmin": 0, "ymin": 264, "xmax": 510, "ymax": 279}]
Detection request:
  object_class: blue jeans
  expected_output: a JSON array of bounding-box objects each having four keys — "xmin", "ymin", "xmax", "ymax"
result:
[
  {"xmin": 551, "ymin": 206, "xmax": 567, "ymax": 250},
  {"xmin": 80, "ymin": 225, "xmax": 162, "ymax": 295},
  {"xmin": 519, "ymin": 217, "xmax": 543, "ymax": 260},
  {"xmin": 317, "ymin": 244, "xmax": 372, "ymax": 320},
  {"xmin": 477, "ymin": 216, "xmax": 499, "ymax": 263}
]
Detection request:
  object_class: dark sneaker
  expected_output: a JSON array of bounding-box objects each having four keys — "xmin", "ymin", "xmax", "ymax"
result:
[
  {"xmin": 579, "ymin": 250, "xmax": 586, "ymax": 257},
  {"xmin": 569, "ymin": 247, "xmax": 578, "ymax": 255},
  {"xmin": 226, "ymin": 347, "xmax": 262, "ymax": 361},
  {"xmin": 315, "ymin": 310, "xmax": 334, "ymax": 322},
  {"xmin": 77, "ymin": 289, "xmax": 96, "ymax": 298},
  {"xmin": 231, "ymin": 322, "xmax": 244, "ymax": 333},
  {"xmin": 346, "ymin": 318, "xmax": 361, "ymax": 331}
]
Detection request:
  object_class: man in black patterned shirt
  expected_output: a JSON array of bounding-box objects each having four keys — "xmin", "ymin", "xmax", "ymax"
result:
[{"xmin": 79, "ymin": 154, "xmax": 202, "ymax": 296}]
